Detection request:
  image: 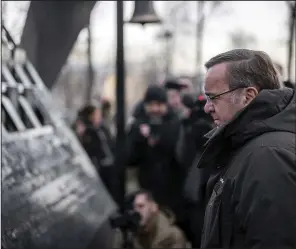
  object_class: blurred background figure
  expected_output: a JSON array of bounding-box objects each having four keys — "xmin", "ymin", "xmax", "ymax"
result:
[
  {"xmin": 101, "ymin": 97, "xmax": 115, "ymax": 135},
  {"xmin": 273, "ymin": 62, "xmax": 285, "ymax": 88},
  {"xmin": 177, "ymin": 93, "xmax": 213, "ymax": 169},
  {"xmin": 175, "ymin": 93, "xmax": 214, "ymax": 247},
  {"xmin": 164, "ymin": 79, "xmax": 187, "ymax": 117},
  {"xmin": 273, "ymin": 62, "xmax": 295, "ymax": 89},
  {"xmin": 74, "ymin": 105, "xmax": 115, "ymax": 197}
]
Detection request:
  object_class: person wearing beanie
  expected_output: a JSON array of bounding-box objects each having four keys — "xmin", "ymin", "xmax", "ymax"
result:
[
  {"xmin": 144, "ymin": 85, "xmax": 167, "ymax": 103},
  {"xmin": 143, "ymin": 85, "xmax": 168, "ymax": 118},
  {"xmin": 126, "ymin": 85, "xmax": 186, "ymax": 231}
]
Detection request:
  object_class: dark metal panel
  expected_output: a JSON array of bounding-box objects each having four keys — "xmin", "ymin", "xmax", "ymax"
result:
[
  {"xmin": 2, "ymin": 50, "xmax": 117, "ymax": 249},
  {"xmin": 1, "ymin": 125, "xmax": 117, "ymax": 249}
]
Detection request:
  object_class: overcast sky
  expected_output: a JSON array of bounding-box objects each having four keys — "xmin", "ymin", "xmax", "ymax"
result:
[{"xmin": 3, "ymin": 1, "xmax": 293, "ymax": 78}]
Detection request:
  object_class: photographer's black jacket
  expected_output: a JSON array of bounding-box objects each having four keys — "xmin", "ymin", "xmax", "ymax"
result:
[{"xmin": 197, "ymin": 88, "xmax": 296, "ymax": 248}]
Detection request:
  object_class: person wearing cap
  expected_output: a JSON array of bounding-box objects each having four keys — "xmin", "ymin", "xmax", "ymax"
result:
[{"xmin": 126, "ymin": 85, "xmax": 185, "ymax": 222}]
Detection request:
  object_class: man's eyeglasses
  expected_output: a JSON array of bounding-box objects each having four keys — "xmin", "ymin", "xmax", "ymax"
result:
[{"xmin": 205, "ymin": 87, "xmax": 243, "ymax": 102}]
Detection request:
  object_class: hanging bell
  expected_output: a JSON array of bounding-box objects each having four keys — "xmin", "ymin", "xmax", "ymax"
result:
[{"xmin": 129, "ymin": 1, "xmax": 162, "ymax": 25}]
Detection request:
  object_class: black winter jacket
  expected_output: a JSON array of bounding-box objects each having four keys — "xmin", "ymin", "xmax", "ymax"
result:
[{"xmin": 197, "ymin": 88, "xmax": 296, "ymax": 248}]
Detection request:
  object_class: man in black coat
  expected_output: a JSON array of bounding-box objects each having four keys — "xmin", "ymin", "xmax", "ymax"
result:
[
  {"xmin": 197, "ymin": 49, "xmax": 296, "ymax": 248},
  {"xmin": 126, "ymin": 85, "xmax": 184, "ymax": 221}
]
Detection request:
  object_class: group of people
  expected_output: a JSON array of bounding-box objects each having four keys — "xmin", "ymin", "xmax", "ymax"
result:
[
  {"xmin": 73, "ymin": 48, "xmax": 296, "ymax": 249},
  {"xmin": 125, "ymin": 78, "xmax": 214, "ymax": 247}
]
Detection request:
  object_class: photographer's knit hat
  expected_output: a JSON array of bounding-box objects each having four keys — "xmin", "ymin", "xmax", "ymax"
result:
[{"xmin": 144, "ymin": 85, "xmax": 167, "ymax": 103}]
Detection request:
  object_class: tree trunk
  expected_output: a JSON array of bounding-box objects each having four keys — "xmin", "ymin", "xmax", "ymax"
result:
[
  {"xmin": 85, "ymin": 19, "xmax": 95, "ymax": 104},
  {"xmin": 287, "ymin": 2, "xmax": 296, "ymax": 81},
  {"xmin": 21, "ymin": 1, "xmax": 97, "ymax": 89},
  {"xmin": 196, "ymin": 1, "xmax": 205, "ymax": 92}
]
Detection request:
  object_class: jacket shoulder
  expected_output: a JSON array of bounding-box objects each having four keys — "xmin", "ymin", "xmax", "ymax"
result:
[
  {"xmin": 244, "ymin": 131, "xmax": 295, "ymax": 151},
  {"xmin": 155, "ymin": 225, "xmax": 189, "ymax": 248},
  {"xmin": 154, "ymin": 212, "xmax": 189, "ymax": 247},
  {"xmin": 227, "ymin": 131, "xmax": 295, "ymax": 181}
]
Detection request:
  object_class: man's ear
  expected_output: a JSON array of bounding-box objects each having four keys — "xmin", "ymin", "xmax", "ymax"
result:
[
  {"xmin": 244, "ymin": 87, "xmax": 258, "ymax": 105},
  {"xmin": 151, "ymin": 202, "xmax": 158, "ymax": 213}
]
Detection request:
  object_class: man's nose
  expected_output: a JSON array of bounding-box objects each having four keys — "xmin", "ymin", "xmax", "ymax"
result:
[{"xmin": 204, "ymin": 101, "xmax": 212, "ymax": 113}]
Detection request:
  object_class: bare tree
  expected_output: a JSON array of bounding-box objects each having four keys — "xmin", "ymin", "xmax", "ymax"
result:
[
  {"xmin": 85, "ymin": 20, "xmax": 94, "ymax": 105},
  {"xmin": 286, "ymin": 1, "xmax": 296, "ymax": 81},
  {"xmin": 195, "ymin": 2, "xmax": 224, "ymax": 76},
  {"xmin": 155, "ymin": 2, "xmax": 188, "ymax": 76},
  {"xmin": 229, "ymin": 29, "xmax": 257, "ymax": 48},
  {"xmin": 160, "ymin": 1, "xmax": 225, "ymax": 79},
  {"xmin": 143, "ymin": 53, "xmax": 162, "ymax": 86}
]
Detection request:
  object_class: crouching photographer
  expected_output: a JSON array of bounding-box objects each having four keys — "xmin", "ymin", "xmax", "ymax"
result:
[{"xmin": 111, "ymin": 190, "xmax": 190, "ymax": 248}]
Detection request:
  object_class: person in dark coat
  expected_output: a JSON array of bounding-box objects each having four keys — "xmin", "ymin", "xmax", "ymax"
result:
[
  {"xmin": 197, "ymin": 49, "xmax": 296, "ymax": 248},
  {"xmin": 126, "ymin": 85, "xmax": 184, "ymax": 221},
  {"xmin": 176, "ymin": 94, "xmax": 213, "ymax": 170},
  {"xmin": 175, "ymin": 93, "xmax": 214, "ymax": 247},
  {"xmin": 75, "ymin": 105, "xmax": 115, "ymax": 197}
]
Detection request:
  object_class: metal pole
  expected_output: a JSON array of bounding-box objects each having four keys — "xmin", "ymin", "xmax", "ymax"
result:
[{"xmin": 115, "ymin": 0, "xmax": 126, "ymax": 213}]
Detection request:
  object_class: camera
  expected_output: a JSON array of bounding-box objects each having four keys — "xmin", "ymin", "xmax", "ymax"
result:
[
  {"xmin": 109, "ymin": 210, "xmax": 141, "ymax": 231},
  {"xmin": 148, "ymin": 117, "xmax": 163, "ymax": 139}
]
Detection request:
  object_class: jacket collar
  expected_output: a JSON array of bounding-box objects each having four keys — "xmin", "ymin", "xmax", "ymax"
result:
[{"xmin": 197, "ymin": 88, "xmax": 295, "ymax": 169}]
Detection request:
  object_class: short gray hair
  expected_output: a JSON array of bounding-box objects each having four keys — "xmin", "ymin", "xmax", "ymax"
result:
[{"xmin": 205, "ymin": 49, "xmax": 281, "ymax": 90}]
